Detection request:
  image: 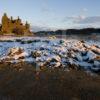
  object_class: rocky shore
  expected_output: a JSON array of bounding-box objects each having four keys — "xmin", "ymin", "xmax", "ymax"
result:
[{"xmin": 0, "ymin": 37, "xmax": 100, "ymax": 74}]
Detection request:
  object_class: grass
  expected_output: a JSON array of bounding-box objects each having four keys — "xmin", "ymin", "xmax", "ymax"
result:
[{"xmin": 0, "ymin": 62, "xmax": 100, "ymax": 100}]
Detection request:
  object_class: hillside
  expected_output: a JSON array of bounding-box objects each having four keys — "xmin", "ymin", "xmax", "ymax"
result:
[{"xmin": 36, "ymin": 28, "xmax": 100, "ymax": 36}]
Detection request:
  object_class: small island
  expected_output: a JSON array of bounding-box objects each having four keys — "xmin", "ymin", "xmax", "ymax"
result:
[{"xmin": 0, "ymin": 13, "xmax": 33, "ymax": 36}]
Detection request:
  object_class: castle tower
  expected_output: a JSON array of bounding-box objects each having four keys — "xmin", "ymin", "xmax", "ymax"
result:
[
  {"xmin": 25, "ymin": 21, "xmax": 30, "ymax": 30},
  {"xmin": 17, "ymin": 16, "xmax": 21, "ymax": 24},
  {"xmin": 10, "ymin": 16, "xmax": 13, "ymax": 21},
  {"xmin": 1, "ymin": 13, "xmax": 10, "ymax": 33},
  {"xmin": 2, "ymin": 13, "xmax": 8, "ymax": 24}
]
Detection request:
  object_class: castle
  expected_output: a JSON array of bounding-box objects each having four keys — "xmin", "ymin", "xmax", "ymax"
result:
[{"xmin": 0, "ymin": 13, "xmax": 32, "ymax": 35}]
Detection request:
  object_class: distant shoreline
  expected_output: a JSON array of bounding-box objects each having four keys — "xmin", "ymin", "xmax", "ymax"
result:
[{"xmin": 0, "ymin": 34, "xmax": 100, "ymax": 41}]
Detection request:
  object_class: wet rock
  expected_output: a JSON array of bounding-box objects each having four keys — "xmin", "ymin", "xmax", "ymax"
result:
[
  {"xmin": 31, "ymin": 51, "xmax": 42, "ymax": 58},
  {"xmin": 42, "ymin": 40, "xmax": 50, "ymax": 43},
  {"xmin": 81, "ymin": 51, "xmax": 87, "ymax": 56},
  {"xmin": 80, "ymin": 40, "xmax": 85, "ymax": 43},
  {"xmin": 32, "ymin": 39, "xmax": 41, "ymax": 42},
  {"xmin": 40, "ymin": 47, "xmax": 45, "ymax": 50},
  {"xmin": 68, "ymin": 64, "xmax": 80, "ymax": 70},
  {"xmin": 94, "ymin": 61, "xmax": 100, "ymax": 67},
  {"xmin": 91, "ymin": 65, "xmax": 100, "ymax": 73}
]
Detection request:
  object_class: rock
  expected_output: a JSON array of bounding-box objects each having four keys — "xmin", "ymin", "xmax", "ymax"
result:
[
  {"xmin": 94, "ymin": 61, "xmax": 100, "ymax": 67},
  {"xmin": 91, "ymin": 66, "xmax": 100, "ymax": 73},
  {"xmin": 8, "ymin": 47, "xmax": 24, "ymax": 56},
  {"xmin": 94, "ymin": 56, "xmax": 100, "ymax": 61},
  {"xmin": 31, "ymin": 51, "xmax": 42, "ymax": 58},
  {"xmin": 90, "ymin": 45, "xmax": 100, "ymax": 55},
  {"xmin": 89, "ymin": 61, "xmax": 100, "ymax": 73},
  {"xmin": 80, "ymin": 40, "xmax": 85, "ymax": 43},
  {"xmin": 5, "ymin": 47, "xmax": 28, "ymax": 61}
]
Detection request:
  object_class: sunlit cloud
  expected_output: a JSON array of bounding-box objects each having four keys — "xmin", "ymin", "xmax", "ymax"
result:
[
  {"xmin": 76, "ymin": 16, "xmax": 100, "ymax": 24},
  {"xmin": 63, "ymin": 8, "xmax": 100, "ymax": 26}
]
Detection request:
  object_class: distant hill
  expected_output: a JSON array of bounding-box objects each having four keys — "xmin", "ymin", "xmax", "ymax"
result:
[{"xmin": 36, "ymin": 28, "xmax": 100, "ymax": 36}]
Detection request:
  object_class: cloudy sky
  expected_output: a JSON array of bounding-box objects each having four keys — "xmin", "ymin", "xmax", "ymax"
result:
[{"xmin": 0, "ymin": 0, "xmax": 100, "ymax": 30}]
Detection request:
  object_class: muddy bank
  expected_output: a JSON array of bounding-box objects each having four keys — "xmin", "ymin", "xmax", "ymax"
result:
[{"xmin": 0, "ymin": 62, "xmax": 100, "ymax": 100}]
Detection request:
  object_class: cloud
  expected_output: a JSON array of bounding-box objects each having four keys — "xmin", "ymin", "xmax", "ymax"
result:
[
  {"xmin": 63, "ymin": 8, "xmax": 88, "ymax": 22},
  {"xmin": 66, "ymin": 15, "xmax": 85, "ymax": 20},
  {"xmin": 63, "ymin": 15, "xmax": 86, "ymax": 22},
  {"xmin": 76, "ymin": 16, "xmax": 100, "ymax": 24},
  {"xmin": 64, "ymin": 15, "xmax": 100, "ymax": 24}
]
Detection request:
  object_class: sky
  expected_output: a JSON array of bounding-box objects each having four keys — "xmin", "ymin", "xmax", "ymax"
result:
[{"xmin": 0, "ymin": 0, "xmax": 100, "ymax": 31}]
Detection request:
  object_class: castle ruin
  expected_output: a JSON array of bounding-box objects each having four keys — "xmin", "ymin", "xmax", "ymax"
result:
[{"xmin": 0, "ymin": 13, "xmax": 32, "ymax": 35}]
